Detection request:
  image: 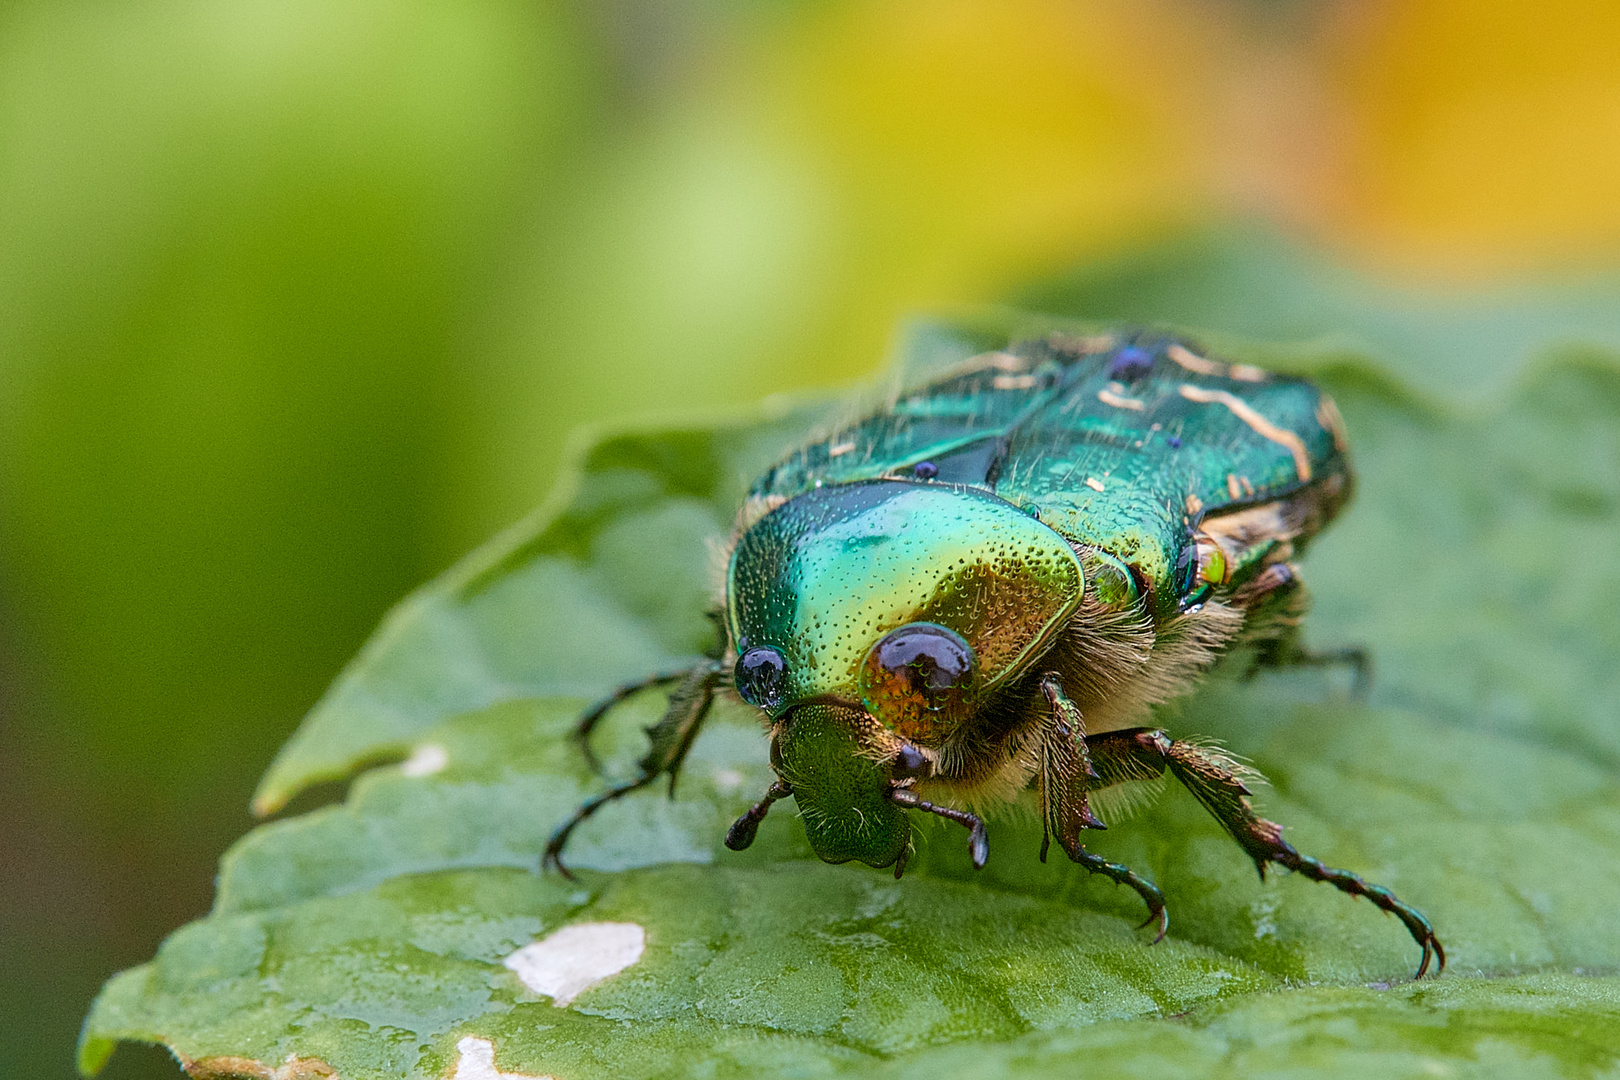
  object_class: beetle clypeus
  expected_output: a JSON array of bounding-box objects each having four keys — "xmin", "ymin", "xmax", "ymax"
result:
[{"xmin": 545, "ymin": 330, "xmax": 1444, "ymax": 979}]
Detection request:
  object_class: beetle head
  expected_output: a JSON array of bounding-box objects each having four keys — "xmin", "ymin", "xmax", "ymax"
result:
[
  {"xmin": 726, "ymin": 478, "xmax": 1085, "ymax": 869},
  {"xmin": 771, "ymin": 701, "xmax": 912, "ymax": 868},
  {"xmin": 726, "ymin": 479, "xmax": 1085, "ymax": 741}
]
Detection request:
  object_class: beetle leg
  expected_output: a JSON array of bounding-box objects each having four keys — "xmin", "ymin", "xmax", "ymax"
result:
[
  {"xmin": 724, "ymin": 780, "xmax": 792, "ymax": 852},
  {"xmin": 1035, "ymin": 674, "xmax": 1107, "ymax": 862},
  {"xmin": 888, "ymin": 788, "xmax": 989, "ymax": 869},
  {"xmin": 1069, "ymin": 847, "xmax": 1169, "ymax": 943},
  {"xmin": 1086, "ymin": 728, "xmax": 1444, "ymax": 978},
  {"xmin": 1161, "ymin": 733, "xmax": 1442, "ymax": 976},
  {"xmin": 544, "ymin": 660, "xmax": 723, "ymax": 880},
  {"xmin": 1260, "ymin": 641, "xmax": 1374, "ymax": 703},
  {"xmin": 571, "ymin": 670, "xmax": 690, "ymax": 774},
  {"xmin": 572, "ymin": 608, "xmax": 729, "ymax": 774},
  {"xmin": 1236, "ymin": 563, "xmax": 1372, "ymax": 700},
  {"xmin": 1035, "ymin": 674, "xmax": 1165, "ymax": 939}
]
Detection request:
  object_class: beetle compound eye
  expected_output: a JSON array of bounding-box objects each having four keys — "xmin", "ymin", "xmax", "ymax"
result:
[
  {"xmin": 868, "ymin": 624, "xmax": 974, "ymax": 704},
  {"xmin": 735, "ymin": 647, "xmax": 787, "ymax": 710},
  {"xmin": 860, "ymin": 622, "xmax": 975, "ymax": 738}
]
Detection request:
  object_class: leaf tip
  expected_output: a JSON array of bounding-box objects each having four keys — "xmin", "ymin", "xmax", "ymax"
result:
[{"xmin": 74, "ymin": 1033, "xmax": 116, "ymax": 1077}]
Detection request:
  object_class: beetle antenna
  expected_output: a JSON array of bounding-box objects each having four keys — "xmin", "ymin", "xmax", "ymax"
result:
[
  {"xmin": 724, "ymin": 780, "xmax": 792, "ymax": 852},
  {"xmin": 889, "ymin": 787, "xmax": 988, "ymax": 869}
]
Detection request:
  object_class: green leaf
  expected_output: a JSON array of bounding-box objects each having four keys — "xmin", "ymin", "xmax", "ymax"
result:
[
  {"xmin": 249, "ymin": 408, "xmax": 835, "ymax": 818},
  {"xmin": 83, "ymin": 240, "xmax": 1620, "ymax": 1078}
]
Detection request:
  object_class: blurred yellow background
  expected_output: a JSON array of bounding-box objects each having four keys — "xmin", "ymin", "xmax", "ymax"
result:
[{"xmin": 4, "ymin": 1, "xmax": 1619, "ymax": 1075}]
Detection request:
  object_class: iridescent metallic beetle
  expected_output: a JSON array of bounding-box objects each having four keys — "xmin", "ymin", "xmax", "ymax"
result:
[{"xmin": 546, "ymin": 331, "xmax": 1444, "ymax": 978}]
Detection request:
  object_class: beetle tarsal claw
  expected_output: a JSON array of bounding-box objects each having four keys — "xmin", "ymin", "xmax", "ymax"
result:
[
  {"xmin": 1137, "ymin": 904, "xmax": 1170, "ymax": 944},
  {"xmin": 889, "ymin": 787, "xmax": 989, "ymax": 870},
  {"xmin": 542, "ymin": 826, "xmax": 579, "ymax": 882}
]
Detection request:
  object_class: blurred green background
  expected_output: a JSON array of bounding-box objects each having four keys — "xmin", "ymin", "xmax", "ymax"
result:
[{"xmin": 5, "ymin": 0, "xmax": 1620, "ymax": 1076}]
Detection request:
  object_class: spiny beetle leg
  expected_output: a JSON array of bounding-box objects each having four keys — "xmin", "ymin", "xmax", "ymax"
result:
[
  {"xmin": 570, "ymin": 671, "xmax": 689, "ymax": 774},
  {"xmin": 1236, "ymin": 563, "xmax": 1373, "ymax": 701},
  {"xmin": 1035, "ymin": 674, "xmax": 1106, "ymax": 867},
  {"xmin": 889, "ymin": 787, "xmax": 988, "ymax": 869},
  {"xmin": 1270, "ymin": 843, "xmax": 1446, "ymax": 979},
  {"xmin": 1065, "ymin": 844, "xmax": 1169, "ymax": 943},
  {"xmin": 1304, "ymin": 646, "xmax": 1373, "ymax": 702},
  {"xmin": 1255, "ymin": 640, "xmax": 1374, "ymax": 702},
  {"xmin": 1030, "ymin": 675, "xmax": 1165, "ymax": 938},
  {"xmin": 654, "ymin": 662, "xmax": 724, "ymax": 800},
  {"xmin": 543, "ymin": 777, "xmax": 655, "ymax": 881},
  {"xmin": 1159, "ymin": 735, "xmax": 1443, "ymax": 978},
  {"xmin": 725, "ymin": 780, "xmax": 792, "ymax": 851},
  {"xmin": 545, "ymin": 660, "xmax": 722, "ymax": 878},
  {"xmin": 1086, "ymin": 727, "xmax": 1444, "ymax": 978}
]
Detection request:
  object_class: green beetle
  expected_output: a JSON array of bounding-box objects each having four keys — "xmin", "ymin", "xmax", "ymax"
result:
[{"xmin": 546, "ymin": 330, "xmax": 1444, "ymax": 978}]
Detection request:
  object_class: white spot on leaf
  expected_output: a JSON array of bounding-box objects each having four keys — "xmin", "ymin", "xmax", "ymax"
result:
[
  {"xmin": 503, "ymin": 922, "xmax": 646, "ymax": 1007},
  {"xmin": 452, "ymin": 1037, "xmax": 555, "ymax": 1080},
  {"xmin": 401, "ymin": 743, "xmax": 448, "ymax": 777}
]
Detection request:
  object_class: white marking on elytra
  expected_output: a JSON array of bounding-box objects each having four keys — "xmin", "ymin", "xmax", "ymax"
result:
[
  {"xmin": 1097, "ymin": 388, "xmax": 1145, "ymax": 411},
  {"xmin": 1048, "ymin": 331, "xmax": 1118, "ymax": 355},
  {"xmin": 400, "ymin": 743, "xmax": 448, "ymax": 778},
  {"xmin": 503, "ymin": 922, "xmax": 646, "ymax": 1007},
  {"xmin": 1166, "ymin": 343, "xmax": 1226, "ymax": 377},
  {"xmin": 1317, "ymin": 396, "xmax": 1350, "ymax": 453},
  {"xmin": 452, "ymin": 1037, "xmax": 555, "ymax": 1080},
  {"xmin": 1178, "ymin": 384, "xmax": 1313, "ymax": 481}
]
